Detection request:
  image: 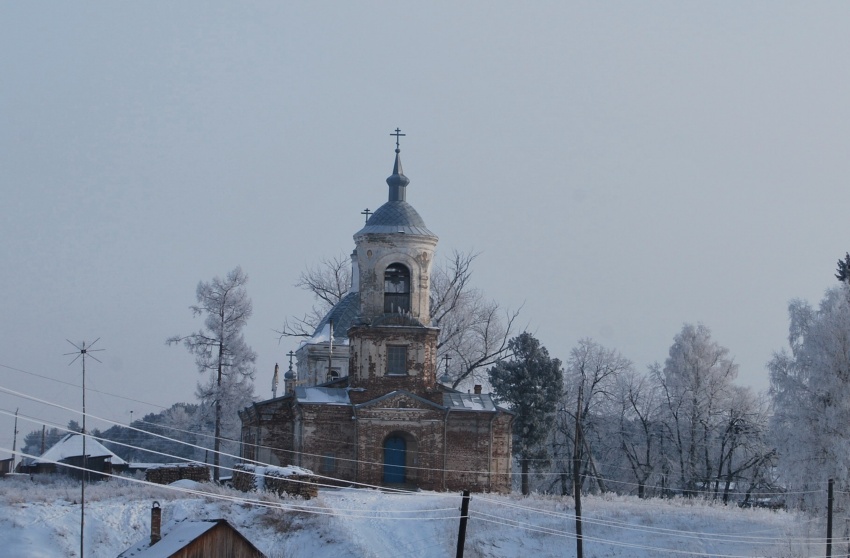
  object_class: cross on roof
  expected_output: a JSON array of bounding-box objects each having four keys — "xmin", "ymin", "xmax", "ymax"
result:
[
  {"xmin": 286, "ymin": 350, "xmax": 296, "ymax": 370},
  {"xmin": 390, "ymin": 127, "xmax": 405, "ymax": 151},
  {"xmin": 361, "ymin": 208, "xmax": 372, "ymax": 223}
]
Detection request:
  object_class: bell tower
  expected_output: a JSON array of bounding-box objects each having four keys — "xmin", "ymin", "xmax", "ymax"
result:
[{"xmin": 348, "ymin": 130, "xmax": 440, "ymax": 396}]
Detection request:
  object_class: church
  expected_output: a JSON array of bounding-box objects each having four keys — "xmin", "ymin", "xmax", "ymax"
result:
[{"xmin": 239, "ymin": 133, "xmax": 513, "ymax": 492}]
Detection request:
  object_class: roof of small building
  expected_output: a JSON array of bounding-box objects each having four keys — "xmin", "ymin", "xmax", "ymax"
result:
[
  {"xmin": 117, "ymin": 518, "xmax": 266, "ymax": 558},
  {"xmin": 33, "ymin": 433, "xmax": 126, "ymax": 465},
  {"xmin": 443, "ymin": 392, "xmax": 498, "ymax": 412}
]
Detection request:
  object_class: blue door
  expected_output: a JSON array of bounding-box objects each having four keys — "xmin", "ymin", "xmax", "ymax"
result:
[{"xmin": 383, "ymin": 436, "xmax": 406, "ymax": 483}]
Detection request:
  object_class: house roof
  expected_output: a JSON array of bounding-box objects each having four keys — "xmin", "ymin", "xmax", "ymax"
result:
[
  {"xmin": 34, "ymin": 433, "xmax": 126, "ymax": 465},
  {"xmin": 117, "ymin": 518, "xmax": 266, "ymax": 558}
]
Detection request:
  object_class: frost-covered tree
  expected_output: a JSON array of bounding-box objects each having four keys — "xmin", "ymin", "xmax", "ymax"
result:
[
  {"xmin": 167, "ymin": 266, "xmax": 256, "ymax": 481},
  {"xmin": 710, "ymin": 387, "xmax": 774, "ymax": 504},
  {"xmin": 614, "ymin": 367, "xmax": 662, "ymax": 498},
  {"xmin": 559, "ymin": 339, "xmax": 633, "ymax": 494},
  {"xmin": 488, "ymin": 332, "xmax": 564, "ymax": 495},
  {"xmin": 770, "ymin": 285, "xmax": 850, "ymax": 511},
  {"xmin": 278, "ymin": 249, "xmax": 519, "ymax": 391},
  {"xmin": 655, "ymin": 323, "xmax": 738, "ymax": 495}
]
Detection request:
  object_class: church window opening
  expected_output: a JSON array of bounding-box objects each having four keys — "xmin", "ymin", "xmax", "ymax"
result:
[
  {"xmin": 387, "ymin": 345, "xmax": 407, "ymax": 375},
  {"xmin": 384, "ymin": 263, "xmax": 410, "ymax": 313}
]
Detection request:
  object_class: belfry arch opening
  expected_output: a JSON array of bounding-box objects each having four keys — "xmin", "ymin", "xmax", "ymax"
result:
[{"xmin": 384, "ymin": 263, "xmax": 410, "ymax": 314}]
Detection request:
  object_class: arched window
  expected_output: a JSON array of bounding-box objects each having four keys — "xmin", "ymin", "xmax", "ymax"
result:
[{"xmin": 384, "ymin": 263, "xmax": 410, "ymax": 313}]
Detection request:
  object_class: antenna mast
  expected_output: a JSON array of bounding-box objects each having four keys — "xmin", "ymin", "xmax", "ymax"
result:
[{"xmin": 65, "ymin": 338, "xmax": 104, "ymax": 558}]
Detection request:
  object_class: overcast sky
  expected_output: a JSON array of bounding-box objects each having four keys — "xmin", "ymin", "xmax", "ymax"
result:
[{"xmin": 3, "ymin": 2, "xmax": 850, "ymax": 458}]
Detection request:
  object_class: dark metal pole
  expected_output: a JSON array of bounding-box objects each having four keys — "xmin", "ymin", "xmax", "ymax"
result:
[
  {"xmin": 81, "ymin": 343, "xmax": 86, "ymax": 558},
  {"xmin": 827, "ymin": 478, "xmax": 834, "ymax": 558},
  {"xmin": 11, "ymin": 408, "xmax": 18, "ymax": 470},
  {"xmin": 456, "ymin": 490, "xmax": 470, "ymax": 558},
  {"xmin": 573, "ymin": 375, "xmax": 585, "ymax": 558}
]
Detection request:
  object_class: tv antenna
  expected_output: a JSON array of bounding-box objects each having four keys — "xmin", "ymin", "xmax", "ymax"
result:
[{"xmin": 64, "ymin": 338, "xmax": 104, "ymax": 558}]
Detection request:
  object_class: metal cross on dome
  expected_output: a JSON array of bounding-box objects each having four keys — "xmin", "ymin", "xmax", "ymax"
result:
[{"xmin": 390, "ymin": 127, "xmax": 405, "ymax": 150}]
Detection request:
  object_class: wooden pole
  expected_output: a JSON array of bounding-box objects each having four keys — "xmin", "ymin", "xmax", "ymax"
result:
[
  {"xmin": 827, "ymin": 478, "xmax": 833, "ymax": 558},
  {"xmin": 573, "ymin": 376, "xmax": 585, "ymax": 558},
  {"xmin": 456, "ymin": 490, "xmax": 470, "ymax": 558}
]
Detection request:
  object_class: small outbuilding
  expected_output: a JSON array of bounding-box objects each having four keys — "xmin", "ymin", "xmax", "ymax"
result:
[
  {"xmin": 25, "ymin": 433, "xmax": 127, "ymax": 480},
  {"xmin": 118, "ymin": 502, "xmax": 267, "ymax": 558}
]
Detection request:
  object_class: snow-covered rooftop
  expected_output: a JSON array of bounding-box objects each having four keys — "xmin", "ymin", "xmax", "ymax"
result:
[
  {"xmin": 117, "ymin": 519, "xmax": 230, "ymax": 558},
  {"xmin": 443, "ymin": 393, "xmax": 497, "ymax": 412},
  {"xmin": 34, "ymin": 433, "xmax": 127, "ymax": 465},
  {"xmin": 295, "ymin": 386, "xmax": 351, "ymax": 405}
]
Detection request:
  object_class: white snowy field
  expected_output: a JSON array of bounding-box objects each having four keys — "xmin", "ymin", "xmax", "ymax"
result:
[{"xmin": 0, "ymin": 475, "xmax": 828, "ymax": 558}]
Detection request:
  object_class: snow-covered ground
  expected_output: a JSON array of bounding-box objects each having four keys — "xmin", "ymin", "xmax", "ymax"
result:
[{"xmin": 0, "ymin": 475, "xmax": 827, "ymax": 557}]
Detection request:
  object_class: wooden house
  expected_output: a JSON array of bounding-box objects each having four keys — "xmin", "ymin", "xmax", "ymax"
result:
[{"xmin": 117, "ymin": 502, "xmax": 267, "ymax": 558}]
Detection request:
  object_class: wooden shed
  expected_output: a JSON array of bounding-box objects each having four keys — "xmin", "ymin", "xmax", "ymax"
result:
[{"xmin": 117, "ymin": 502, "xmax": 267, "ymax": 558}]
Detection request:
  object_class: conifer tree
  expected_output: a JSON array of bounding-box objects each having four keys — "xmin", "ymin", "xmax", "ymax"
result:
[
  {"xmin": 836, "ymin": 252, "xmax": 850, "ymax": 284},
  {"xmin": 488, "ymin": 333, "xmax": 564, "ymax": 495}
]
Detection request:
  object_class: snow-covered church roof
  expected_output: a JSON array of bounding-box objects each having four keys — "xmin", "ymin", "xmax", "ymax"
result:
[
  {"xmin": 305, "ymin": 291, "xmax": 360, "ymax": 345},
  {"xmin": 34, "ymin": 433, "xmax": 126, "ymax": 465}
]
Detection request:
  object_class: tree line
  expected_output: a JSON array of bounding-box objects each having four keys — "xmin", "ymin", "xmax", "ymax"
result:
[
  {"xmin": 491, "ymin": 254, "xmax": 850, "ymax": 510},
  {"xmin": 19, "ymin": 253, "xmax": 850, "ymax": 512},
  {"xmin": 489, "ymin": 328, "xmax": 774, "ymax": 503}
]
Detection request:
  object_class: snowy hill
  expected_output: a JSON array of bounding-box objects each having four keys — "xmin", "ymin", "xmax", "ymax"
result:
[{"xmin": 0, "ymin": 475, "xmax": 824, "ymax": 557}]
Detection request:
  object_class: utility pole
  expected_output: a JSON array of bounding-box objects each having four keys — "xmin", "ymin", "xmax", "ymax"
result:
[
  {"xmin": 827, "ymin": 478, "xmax": 834, "ymax": 558},
  {"xmin": 11, "ymin": 408, "xmax": 18, "ymax": 470},
  {"xmin": 456, "ymin": 490, "xmax": 470, "ymax": 558},
  {"xmin": 65, "ymin": 338, "xmax": 103, "ymax": 558},
  {"xmin": 573, "ymin": 369, "xmax": 585, "ymax": 558}
]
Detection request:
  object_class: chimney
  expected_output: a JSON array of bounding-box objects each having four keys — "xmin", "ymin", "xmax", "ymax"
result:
[
  {"xmin": 150, "ymin": 501, "xmax": 162, "ymax": 545},
  {"xmin": 474, "ymin": 385, "xmax": 482, "ymax": 395}
]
